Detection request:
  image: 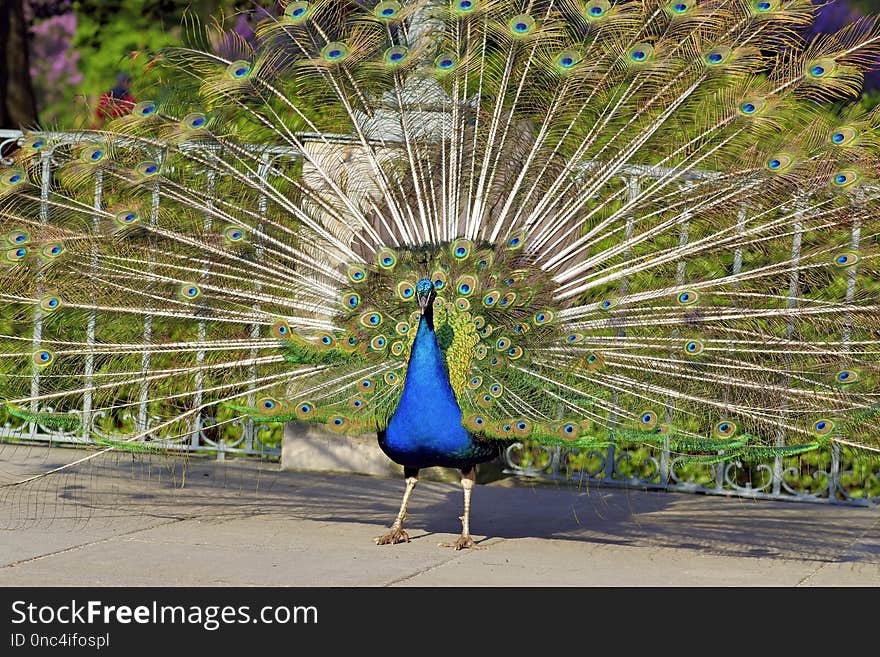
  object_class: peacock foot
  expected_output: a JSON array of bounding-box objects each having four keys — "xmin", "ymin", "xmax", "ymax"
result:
[
  {"xmin": 375, "ymin": 526, "xmax": 410, "ymax": 546},
  {"xmin": 441, "ymin": 534, "xmax": 482, "ymax": 550}
]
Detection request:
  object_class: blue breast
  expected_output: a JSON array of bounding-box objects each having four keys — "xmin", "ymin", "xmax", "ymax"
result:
[{"xmin": 380, "ymin": 315, "xmax": 493, "ymax": 468}]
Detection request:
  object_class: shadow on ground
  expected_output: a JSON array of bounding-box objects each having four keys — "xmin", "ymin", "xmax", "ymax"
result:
[{"xmin": 1, "ymin": 443, "xmax": 877, "ymax": 566}]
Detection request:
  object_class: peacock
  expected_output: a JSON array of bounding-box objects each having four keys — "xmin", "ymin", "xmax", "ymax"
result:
[{"xmin": 1, "ymin": 0, "xmax": 880, "ymax": 548}]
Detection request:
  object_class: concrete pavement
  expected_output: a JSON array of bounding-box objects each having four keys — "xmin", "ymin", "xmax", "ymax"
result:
[{"xmin": 0, "ymin": 445, "xmax": 877, "ymax": 586}]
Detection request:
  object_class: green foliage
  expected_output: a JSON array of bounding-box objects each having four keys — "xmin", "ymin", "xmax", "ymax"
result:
[{"xmin": 41, "ymin": 1, "xmax": 257, "ymax": 127}]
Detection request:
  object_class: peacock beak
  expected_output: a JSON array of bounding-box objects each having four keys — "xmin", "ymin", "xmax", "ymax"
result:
[{"xmin": 418, "ymin": 294, "xmax": 430, "ymax": 314}]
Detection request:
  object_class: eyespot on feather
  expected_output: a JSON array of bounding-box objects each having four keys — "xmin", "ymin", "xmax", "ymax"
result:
[
  {"xmin": 684, "ymin": 340, "xmax": 704, "ymax": 355},
  {"xmin": 22, "ymin": 136, "xmax": 47, "ymax": 152},
  {"xmin": 738, "ymin": 97, "xmax": 767, "ymax": 117},
  {"xmin": 373, "ymin": 1, "xmax": 402, "ymax": 20},
  {"xmin": 133, "ymin": 101, "xmax": 158, "ymax": 118},
  {"xmin": 830, "ymin": 127, "xmax": 858, "ymax": 147},
  {"xmin": 135, "ymin": 161, "xmax": 160, "ymax": 178},
  {"xmin": 284, "ymin": 1, "xmax": 312, "ymax": 23},
  {"xmin": 512, "ymin": 419, "xmax": 532, "ymax": 437},
  {"xmin": 349, "ymin": 397, "xmax": 368, "ymax": 411},
  {"xmin": 40, "ymin": 243, "xmax": 64, "ymax": 259},
  {"xmin": 33, "ymin": 349, "xmax": 55, "ymax": 367},
  {"xmin": 179, "ymin": 283, "xmax": 202, "ymax": 300},
  {"xmin": 505, "ymin": 233, "xmax": 525, "ymax": 250},
  {"xmin": 452, "ymin": 0, "xmax": 482, "ymax": 15},
  {"xmin": 327, "ymin": 416, "xmax": 350, "ymax": 433},
  {"xmin": 812, "ymin": 419, "xmax": 834, "ymax": 436},
  {"xmin": 271, "ymin": 320, "xmax": 292, "ymax": 339},
  {"xmin": 295, "ymin": 401, "xmax": 316, "ymax": 420},
  {"xmin": 582, "ymin": 1, "xmax": 611, "ymax": 20},
  {"xmin": 507, "ymin": 14, "xmax": 536, "ymax": 37},
  {"xmin": 751, "ymin": 0, "xmax": 778, "ymax": 13},
  {"xmin": 80, "ymin": 145, "xmax": 106, "ymax": 164},
  {"xmin": 713, "ymin": 420, "xmax": 737, "ymax": 438},
  {"xmin": 225, "ymin": 60, "xmax": 252, "ymax": 80},
  {"xmin": 704, "ymin": 46, "xmax": 732, "ymax": 67},
  {"xmin": 39, "ymin": 295, "xmax": 63, "ymax": 312},
  {"xmin": 556, "ymin": 422, "xmax": 581, "ymax": 439},
  {"xmin": 347, "ymin": 264, "xmax": 367, "ymax": 283},
  {"xmin": 376, "ymin": 248, "xmax": 397, "ymax": 270},
  {"xmin": 434, "ymin": 51, "xmax": 459, "ymax": 73},
  {"xmin": 806, "ymin": 58, "xmax": 837, "ymax": 79},
  {"xmin": 6, "ymin": 230, "xmax": 29, "ymax": 245},
  {"xmin": 450, "ymin": 238, "xmax": 473, "ymax": 260},
  {"xmin": 383, "ymin": 46, "xmax": 410, "ymax": 67},
  {"xmin": 554, "ymin": 50, "xmax": 583, "ymax": 73},
  {"xmin": 627, "ymin": 43, "xmax": 655, "ymax": 64},
  {"xmin": 465, "ymin": 413, "xmax": 488, "ymax": 432},
  {"xmin": 499, "ymin": 292, "xmax": 517, "ymax": 308},
  {"xmin": 765, "ymin": 153, "xmax": 794, "ymax": 173},
  {"xmin": 114, "ymin": 210, "xmax": 140, "ymax": 227},
  {"xmin": 639, "ymin": 410, "xmax": 659, "ymax": 431},
  {"xmin": 456, "ymin": 274, "xmax": 477, "ymax": 296},
  {"xmin": 666, "ymin": 1, "xmax": 696, "ymax": 16},
  {"xmin": 224, "ymin": 226, "xmax": 245, "ymax": 242},
  {"xmin": 532, "ymin": 310, "xmax": 554, "ymax": 326},
  {"xmin": 835, "ymin": 370, "xmax": 859, "ymax": 385},
  {"xmin": 182, "ymin": 113, "xmax": 208, "ymax": 130},
  {"xmin": 396, "ymin": 281, "xmax": 416, "ymax": 301},
  {"xmin": 257, "ymin": 397, "xmax": 282, "ymax": 414},
  {"xmin": 360, "ymin": 311, "xmax": 383, "ymax": 328},
  {"xmin": 831, "ymin": 170, "xmax": 859, "ymax": 188},
  {"xmin": 833, "ymin": 252, "xmax": 860, "ymax": 268},
  {"xmin": 4, "ymin": 247, "xmax": 28, "ymax": 263},
  {"xmin": 320, "ymin": 42, "xmax": 351, "ymax": 64}
]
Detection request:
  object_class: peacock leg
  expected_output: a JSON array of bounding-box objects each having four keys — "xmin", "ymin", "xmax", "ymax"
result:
[
  {"xmin": 442, "ymin": 467, "xmax": 480, "ymax": 550},
  {"xmin": 375, "ymin": 467, "xmax": 419, "ymax": 546}
]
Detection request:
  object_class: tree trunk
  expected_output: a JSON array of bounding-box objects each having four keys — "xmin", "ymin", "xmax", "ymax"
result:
[{"xmin": 0, "ymin": 0, "xmax": 39, "ymax": 130}]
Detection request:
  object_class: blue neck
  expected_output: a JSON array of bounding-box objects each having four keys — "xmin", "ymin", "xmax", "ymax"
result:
[
  {"xmin": 400, "ymin": 313, "xmax": 460, "ymax": 413},
  {"xmin": 383, "ymin": 311, "xmax": 471, "ymax": 455}
]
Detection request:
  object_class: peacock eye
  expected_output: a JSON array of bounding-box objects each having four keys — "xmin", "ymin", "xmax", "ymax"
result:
[
  {"xmin": 384, "ymin": 46, "xmax": 409, "ymax": 65},
  {"xmin": 374, "ymin": 1, "xmax": 401, "ymax": 19},
  {"xmin": 435, "ymin": 52, "xmax": 458, "ymax": 71},
  {"xmin": 226, "ymin": 60, "xmax": 252, "ymax": 79},
  {"xmin": 134, "ymin": 101, "xmax": 157, "ymax": 117}
]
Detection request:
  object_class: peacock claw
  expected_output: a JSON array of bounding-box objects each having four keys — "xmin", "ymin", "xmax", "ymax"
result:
[
  {"xmin": 442, "ymin": 534, "xmax": 481, "ymax": 550},
  {"xmin": 375, "ymin": 526, "xmax": 410, "ymax": 546}
]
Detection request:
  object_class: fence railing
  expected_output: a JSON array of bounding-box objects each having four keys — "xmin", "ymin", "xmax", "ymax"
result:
[{"xmin": 1, "ymin": 129, "xmax": 877, "ymax": 506}]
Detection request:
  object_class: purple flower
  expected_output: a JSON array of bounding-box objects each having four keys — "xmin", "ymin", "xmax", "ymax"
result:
[{"xmin": 27, "ymin": 5, "xmax": 83, "ymax": 111}]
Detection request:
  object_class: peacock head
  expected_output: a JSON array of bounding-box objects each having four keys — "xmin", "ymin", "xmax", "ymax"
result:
[{"xmin": 416, "ymin": 278, "xmax": 435, "ymax": 315}]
